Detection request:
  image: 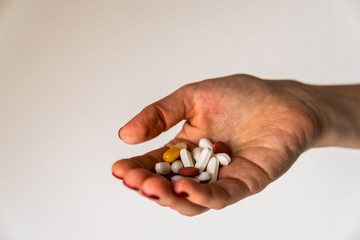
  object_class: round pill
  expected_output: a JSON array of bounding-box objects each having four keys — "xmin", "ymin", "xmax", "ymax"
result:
[
  {"xmin": 178, "ymin": 167, "xmax": 200, "ymax": 177},
  {"xmin": 155, "ymin": 162, "xmax": 171, "ymax": 175},
  {"xmin": 212, "ymin": 141, "xmax": 232, "ymax": 156},
  {"xmin": 171, "ymin": 160, "xmax": 184, "ymax": 174}
]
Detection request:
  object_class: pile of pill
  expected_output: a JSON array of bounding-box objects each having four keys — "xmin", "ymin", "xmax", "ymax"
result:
[{"xmin": 155, "ymin": 138, "xmax": 232, "ymax": 184}]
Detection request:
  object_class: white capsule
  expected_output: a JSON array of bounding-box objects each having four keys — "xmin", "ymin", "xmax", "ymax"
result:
[
  {"xmin": 171, "ymin": 175, "xmax": 200, "ymax": 183},
  {"xmin": 171, "ymin": 160, "xmax": 184, "ymax": 174},
  {"xmin": 206, "ymin": 156, "xmax": 219, "ymax": 184},
  {"xmin": 195, "ymin": 147, "xmax": 212, "ymax": 172},
  {"xmin": 190, "ymin": 177, "xmax": 200, "ymax": 183},
  {"xmin": 171, "ymin": 175, "xmax": 184, "ymax": 183},
  {"xmin": 215, "ymin": 153, "xmax": 231, "ymax": 166},
  {"xmin": 194, "ymin": 171, "xmax": 212, "ymax": 182},
  {"xmin": 180, "ymin": 148, "xmax": 195, "ymax": 167},
  {"xmin": 192, "ymin": 147, "xmax": 202, "ymax": 162},
  {"xmin": 155, "ymin": 162, "xmax": 171, "ymax": 175},
  {"xmin": 199, "ymin": 138, "xmax": 213, "ymax": 149}
]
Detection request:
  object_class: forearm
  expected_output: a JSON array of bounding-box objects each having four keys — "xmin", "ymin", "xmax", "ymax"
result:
[{"xmin": 309, "ymin": 84, "xmax": 360, "ymax": 148}]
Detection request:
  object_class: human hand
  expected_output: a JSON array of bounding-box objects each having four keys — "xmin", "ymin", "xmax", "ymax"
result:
[{"xmin": 112, "ymin": 74, "xmax": 324, "ymax": 216}]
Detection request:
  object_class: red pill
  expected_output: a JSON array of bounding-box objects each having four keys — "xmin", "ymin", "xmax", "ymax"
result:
[
  {"xmin": 178, "ymin": 167, "xmax": 200, "ymax": 177},
  {"xmin": 212, "ymin": 141, "xmax": 232, "ymax": 156}
]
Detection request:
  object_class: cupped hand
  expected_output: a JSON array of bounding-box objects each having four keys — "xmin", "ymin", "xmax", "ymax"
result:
[{"xmin": 112, "ymin": 74, "xmax": 322, "ymax": 216}]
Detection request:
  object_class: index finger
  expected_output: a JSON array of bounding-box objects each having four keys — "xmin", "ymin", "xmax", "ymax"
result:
[{"xmin": 119, "ymin": 84, "xmax": 196, "ymax": 144}]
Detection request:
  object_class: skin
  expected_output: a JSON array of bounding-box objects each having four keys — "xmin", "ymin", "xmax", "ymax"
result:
[{"xmin": 112, "ymin": 74, "xmax": 360, "ymax": 216}]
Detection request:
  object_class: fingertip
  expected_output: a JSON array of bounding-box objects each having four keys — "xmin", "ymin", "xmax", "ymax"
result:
[
  {"xmin": 112, "ymin": 172, "xmax": 123, "ymax": 180},
  {"xmin": 118, "ymin": 127, "xmax": 123, "ymax": 140},
  {"xmin": 111, "ymin": 160, "xmax": 123, "ymax": 178},
  {"xmin": 117, "ymin": 127, "xmax": 135, "ymax": 144},
  {"xmin": 112, "ymin": 159, "xmax": 136, "ymax": 179},
  {"xmin": 118, "ymin": 126, "xmax": 135, "ymax": 144},
  {"xmin": 117, "ymin": 124, "xmax": 146, "ymax": 144}
]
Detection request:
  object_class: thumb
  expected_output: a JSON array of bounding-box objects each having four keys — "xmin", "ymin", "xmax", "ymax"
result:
[{"xmin": 119, "ymin": 85, "xmax": 195, "ymax": 144}]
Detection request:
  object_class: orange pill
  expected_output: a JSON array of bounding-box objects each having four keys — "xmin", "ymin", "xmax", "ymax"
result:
[{"xmin": 163, "ymin": 142, "xmax": 187, "ymax": 163}]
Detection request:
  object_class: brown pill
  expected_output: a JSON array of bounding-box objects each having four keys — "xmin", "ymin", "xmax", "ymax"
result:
[
  {"xmin": 178, "ymin": 167, "xmax": 200, "ymax": 177},
  {"xmin": 212, "ymin": 141, "xmax": 232, "ymax": 156}
]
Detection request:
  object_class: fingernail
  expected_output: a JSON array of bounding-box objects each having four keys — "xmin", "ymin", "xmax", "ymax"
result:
[
  {"xmin": 112, "ymin": 172, "xmax": 123, "ymax": 180},
  {"xmin": 123, "ymin": 181, "xmax": 139, "ymax": 191},
  {"xmin": 176, "ymin": 191, "xmax": 189, "ymax": 198},
  {"xmin": 142, "ymin": 191, "xmax": 160, "ymax": 200},
  {"xmin": 171, "ymin": 186, "xmax": 189, "ymax": 197}
]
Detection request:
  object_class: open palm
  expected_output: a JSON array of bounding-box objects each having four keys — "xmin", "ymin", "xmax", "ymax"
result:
[{"xmin": 112, "ymin": 74, "xmax": 321, "ymax": 216}]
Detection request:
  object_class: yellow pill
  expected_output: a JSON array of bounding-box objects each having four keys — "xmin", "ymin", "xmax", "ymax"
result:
[{"xmin": 163, "ymin": 142, "xmax": 187, "ymax": 163}]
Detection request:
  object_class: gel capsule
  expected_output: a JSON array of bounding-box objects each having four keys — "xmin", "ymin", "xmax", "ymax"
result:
[{"xmin": 163, "ymin": 142, "xmax": 187, "ymax": 163}]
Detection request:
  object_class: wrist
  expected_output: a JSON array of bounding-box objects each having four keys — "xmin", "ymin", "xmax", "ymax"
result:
[{"xmin": 307, "ymin": 84, "xmax": 360, "ymax": 149}]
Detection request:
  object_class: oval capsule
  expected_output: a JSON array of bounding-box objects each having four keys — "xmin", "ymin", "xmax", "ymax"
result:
[
  {"xmin": 194, "ymin": 171, "xmax": 212, "ymax": 182},
  {"xmin": 180, "ymin": 148, "xmax": 195, "ymax": 167},
  {"xmin": 163, "ymin": 142, "xmax": 187, "ymax": 163},
  {"xmin": 194, "ymin": 147, "xmax": 212, "ymax": 172},
  {"xmin": 199, "ymin": 138, "xmax": 213, "ymax": 149},
  {"xmin": 178, "ymin": 167, "xmax": 200, "ymax": 177},
  {"xmin": 215, "ymin": 153, "xmax": 231, "ymax": 166},
  {"xmin": 192, "ymin": 147, "xmax": 202, "ymax": 162},
  {"xmin": 206, "ymin": 157, "xmax": 219, "ymax": 184},
  {"xmin": 212, "ymin": 141, "xmax": 232, "ymax": 156}
]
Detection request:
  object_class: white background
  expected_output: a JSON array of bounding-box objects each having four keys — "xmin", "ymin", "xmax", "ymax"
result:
[{"xmin": 1, "ymin": 0, "xmax": 360, "ymax": 239}]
